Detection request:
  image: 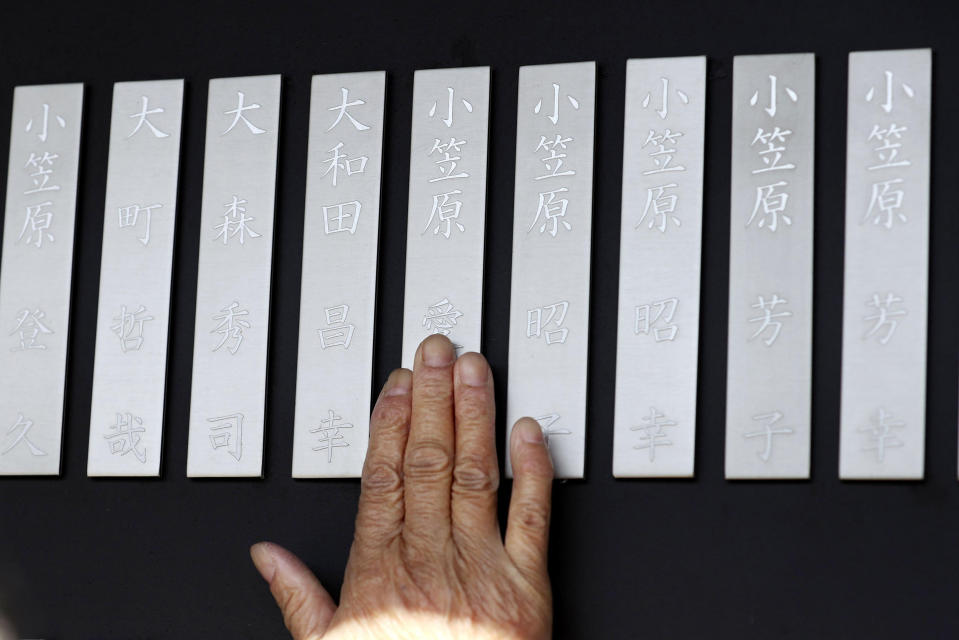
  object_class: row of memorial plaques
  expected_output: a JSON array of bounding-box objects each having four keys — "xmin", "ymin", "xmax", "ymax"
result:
[{"xmin": 0, "ymin": 48, "xmax": 931, "ymax": 481}]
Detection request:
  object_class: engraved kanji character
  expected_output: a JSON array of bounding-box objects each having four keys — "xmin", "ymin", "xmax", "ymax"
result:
[
  {"xmin": 637, "ymin": 183, "xmax": 681, "ymax": 232},
  {"xmin": 214, "ymin": 196, "xmax": 261, "ymax": 245},
  {"xmin": 642, "ymin": 77, "xmax": 689, "ymax": 120},
  {"xmin": 103, "ymin": 412, "xmax": 146, "ymax": 463},
  {"xmin": 864, "ymin": 178, "xmax": 907, "ymax": 228},
  {"xmin": 865, "ymin": 70, "xmax": 914, "ymax": 114},
  {"xmin": 127, "ymin": 95, "xmax": 169, "ymax": 138},
  {"xmin": 631, "ymin": 407, "xmax": 675, "ymax": 462},
  {"xmin": 533, "ymin": 83, "xmax": 579, "ymax": 125},
  {"xmin": 749, "ymin": 74, "xmax": 798, "ymax": 117},
  {"xmin": 634, "ymin": 298, "xmax": 679, "ymax": 342},
  {"xmin": 222, "ymin": 91, "xmax": 266, "ymax": 135},
  {"xmin": 528, "ymin": 188, "xmax": 571, "ymax": 237},
  {"xmin": 118, "ymin": 203, "xmax": 162, "ymax": 246},
  {"xmin": 322, "ymin": 141, "xmax": 368, "ymax": 186},
  {"xmin": 743, "ymin": 410, "xmax": 794, "ymax": 462},
  {"xmin": 17, "ymin": 201, "xmax": 55, "ymax": 248},
  {"xmin": 311, "ymin": 410, "xmax": 353, "ymax": 463},
  {"xmin": 211, "ymin": 301, "xmax": 251, "ymax": 355},
  {"xmin": 0, "ymin": 413, "xmax": 46, "ymax": 457},
  {"xmin": 328, "ymin": 88, "xmax": 371, "ymax": 131},
  {"xmin": 429, "ymin": 87, "xmax": 473, "ymax": 128},
  {"xmin": 322, "ymin": 201, "xmax": 361, "ymax": 235},
  {"xmin": 10, "ymin": 308, "xmax": 52, "ymax": 352},
  {"xmin": 641, "ymin": 129, "xmax": 685, "ymax": 175},
  {"xmin": 208, "ymin": 413, "xmax": 243, "ymax": 461},
  {"xmin": 423, "ymin": 298, "xmax": 463, "ymax": 336},
  {"xmin": 748, "ymin": 181, "xmax": 791, "ymax": 232},
  {"xmin": 526, "ymin": 301, "xmax": 569, "ymax": 345},
  {"xmin": 318, "ymin": 304, "xmax": 355, "ymax": 349},
  {"xmin": 859, "ymin": 408, "xmax": 905, "ymax": 462},
  {"xmin": 748, "ymin": 294, "xmax": 791, "ymax": 346},
  {"xmin": 863, "ymin": 292, "xmax": 906, "ymax": 345}
]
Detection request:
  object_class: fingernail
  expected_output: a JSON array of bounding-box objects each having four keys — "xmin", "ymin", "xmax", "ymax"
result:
[
  {"xmin": 458, "ymin": 352, "xmax": 488, "ymax": 386},
  {"xmin": 516, "ymin": 418, "xmax": 545, "ymax": 445},
  {"xmin": 421, "ymin": 334, "xmax": 454, "ymax": 367},
  {"xmin": 250, "ymin": 542, "xmax": 276, "ymax": 583},
  {"xmin": 383, "ymin": 369, "xmax": 412, "ymax": 396}
]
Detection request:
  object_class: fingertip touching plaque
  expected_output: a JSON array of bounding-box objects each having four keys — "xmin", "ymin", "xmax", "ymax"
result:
[
  {"xmin": 839, "ymin": 49, "xmax": 931, "ymax": 481},
  {"xmin": 401, "ymin": 67, "xmax": 490, "ymax": 368},
  {"xmin": 506, "ymin": 61, "xmax": 596, "ymax": 480},
  {"xmin": 87, "ymin": 79, "xmax": 184, "ymax": 477},
  {"xmin": 0, "ymin": 83, "xmax": 83, "ymax": 476},
  {"xmin": 187, "ymin": 75, "xmax": 281, "ymax": 478},
  {"xmin": 293, "ymin": 71, "xmax": 386, "ymax": 478},
  {"xmin": 613, "ymin": 56, "xmax": 706, "ymax": 479},
  {"xmin": 724, "ymin": 53, "xmax": 815, "ymax": 480}
]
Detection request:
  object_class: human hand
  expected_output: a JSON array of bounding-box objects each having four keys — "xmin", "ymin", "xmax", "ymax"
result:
[{"xmin": 251, "ymin": 334, "xmax": 554, "ymax": 639}]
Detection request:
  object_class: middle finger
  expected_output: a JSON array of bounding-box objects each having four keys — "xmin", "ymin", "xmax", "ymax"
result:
[{"xmin": 402, "ymin": 334, "xmax": 457, "ymax": 547}]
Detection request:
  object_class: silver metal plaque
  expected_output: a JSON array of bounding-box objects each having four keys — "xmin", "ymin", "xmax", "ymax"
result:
[
  {"xmin": 0, "ymin": 83, "xmax": 83, "ymax": 476},
  {"xmin": 505, "ymin": 62, "xmax": 595, "ymax": 479},
  {"xmin": 838, "ymin": 49, "xmax": 931, "ymax": 480},
  {"xmin": 612, "ymin": 57, "xmax": 706, "ymax": 478},
  {"xmin": 725, "ymin": 54, "xmax": 815, "ymax": 479},
  {"xmin": 400, "ymin": 67, "xmax": 490, "ymax": 367},
  {"xmin": 86, "ymin": 80, "xmax": 184, "ymax": 477},
  {"xmin": 186, "ymin": 75, "xmax": 281, "ymax": 477},
  {"xmin": 293, "ymin": 72, "xmax": 385, "ymax": 478}
]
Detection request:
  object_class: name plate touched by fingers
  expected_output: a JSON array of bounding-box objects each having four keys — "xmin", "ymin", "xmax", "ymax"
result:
[
  {"xmin": 293, "ymin": 72, "xmax": 386, "ymax": 478},
  {"xmin": 187, "ymin": 75, "xmax": 281, "ymax": 477},
  {"xmin": 87, "ymin": 80, "xmax": 184, "ymax": 477},
  {"xmin": 506, "ymin": 62, "xmax": 596, "ymax": 479},
  {"xmin": 839, "ymin": 49, "xmax": 931, "ymax": 480},
  {"xmin": 725, "ymin": 54, "xmax": 815, "ymax": 479},
  {"xmin": 401, "ymin": 67, "xmax": 490, "ymax": 367},
  {"xmin": 613, "ymin": 57, "xmax": 706, "ymax": 478},
  {"xmin": 0, "ymin": 84, "xmax": 83, "ymax": 476}
]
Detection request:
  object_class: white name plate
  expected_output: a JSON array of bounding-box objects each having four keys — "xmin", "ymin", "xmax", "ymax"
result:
[
  {"xmin": 0, "ymin": 83, "xmax": 83, "ymax": 476},
  {"xmin": 187, "ymin": 75, "xmax": 281, "ymax": 477},
  {"xmin": 401, "ymin": 67, "xmax": 490, "ymax": 366},
  {"xmin": 839, "ymin": 49, "xmax": 931, "ymax": 480},
  {"xmin": 613, "ymin": 56, "xmax": 706, "ymax": 478},
  {"xmin": 293, "ymin": 71, "xmax": 385, "ymax": 478},
  {"xmin": 506, "ymin": 62, "xmax": 596, "ymax": 479},
  {"xmin": 87, "ymin": 80, "xmax": 184, "ymax": 477},
  {"xmin": 725, "ymin": 53, "xmax": 815, "ymax": 479}
]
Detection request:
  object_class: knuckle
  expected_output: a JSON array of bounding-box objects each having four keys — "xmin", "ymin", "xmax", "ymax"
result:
[
  {"xmin": 416, "ymin": 369, "xmax": 453, "ymax": 398},
  {"xmin": 516, "ymin": 500, "xmax": 550, "ymax": 534},
  {"xmin": 452, "ymin": 454, "xmax": 498, "ymax": 494},
  {"xmin": 361, "ymin": 459, "xmax": 403, "ymax": 495},
  {"xmin": 278, "ymin": 587, "xmax": 312, "ymax": 632},
  {"xmin": 404, "ymin": 440, "xmax": 454, "ymax": 478},
  {"xmin": 457, "ymin": 395, "xmax": 490, "ymax": 424},
  {"xmin": 371, "ymin": 396, "xmax": 410, "ymax": 429},
  {"xmin": 517, "ymin": 449, "xmax": 554, "ymax": 479}
]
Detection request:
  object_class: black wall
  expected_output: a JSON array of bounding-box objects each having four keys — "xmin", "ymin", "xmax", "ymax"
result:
[{"xmin": 1, "ymin": 1, "xmax": 958, "ymax": 637}]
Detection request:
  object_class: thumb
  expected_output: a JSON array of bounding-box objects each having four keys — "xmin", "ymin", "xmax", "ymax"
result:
[{"xmin": 251, "ymin": 542, "xmax": 337, "ymax": 639}]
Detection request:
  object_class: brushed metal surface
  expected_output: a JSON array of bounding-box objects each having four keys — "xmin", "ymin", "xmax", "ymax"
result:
[
  {"xmin": 506, "ymin": 61, "xmax": 595, "ymax": 479},
  {"xmin": 400, "ymin": 67, "xmax": 490, "ymax": 367},
  {"xmin": 0, "ymin": 83, "xmax": 83, "ymax": 476},
  {"xmin": 725, "ymin": 54, "xmax": 815, "ymax": 479},
  {"xmin": 293, "ymin": 71, "xmax": 385, "ymax": 478},
  {"xmin": 838, "ymin": 49, "xmax": 931, "ymax": 480},
  {"xmin": 186, "ymin": 75, "xmax": 281, "ymax": 477},
  {"xmin": 87, "ymin": 80, "xmax": 184, "ymax": 477},
  {"xmin": 613, "ymin": 57, "xmax": 706, "ymax": 478}
]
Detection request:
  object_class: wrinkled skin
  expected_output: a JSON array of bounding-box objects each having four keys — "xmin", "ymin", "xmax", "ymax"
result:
[{"xmin": 251, "ymin": 334, "xmax": 554, "ymax": 639}]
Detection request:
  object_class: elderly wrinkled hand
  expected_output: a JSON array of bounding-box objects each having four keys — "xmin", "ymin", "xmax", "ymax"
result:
[{"xmin": 251, "ymin": 334, "xmax": 554, "ymax": 639}]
